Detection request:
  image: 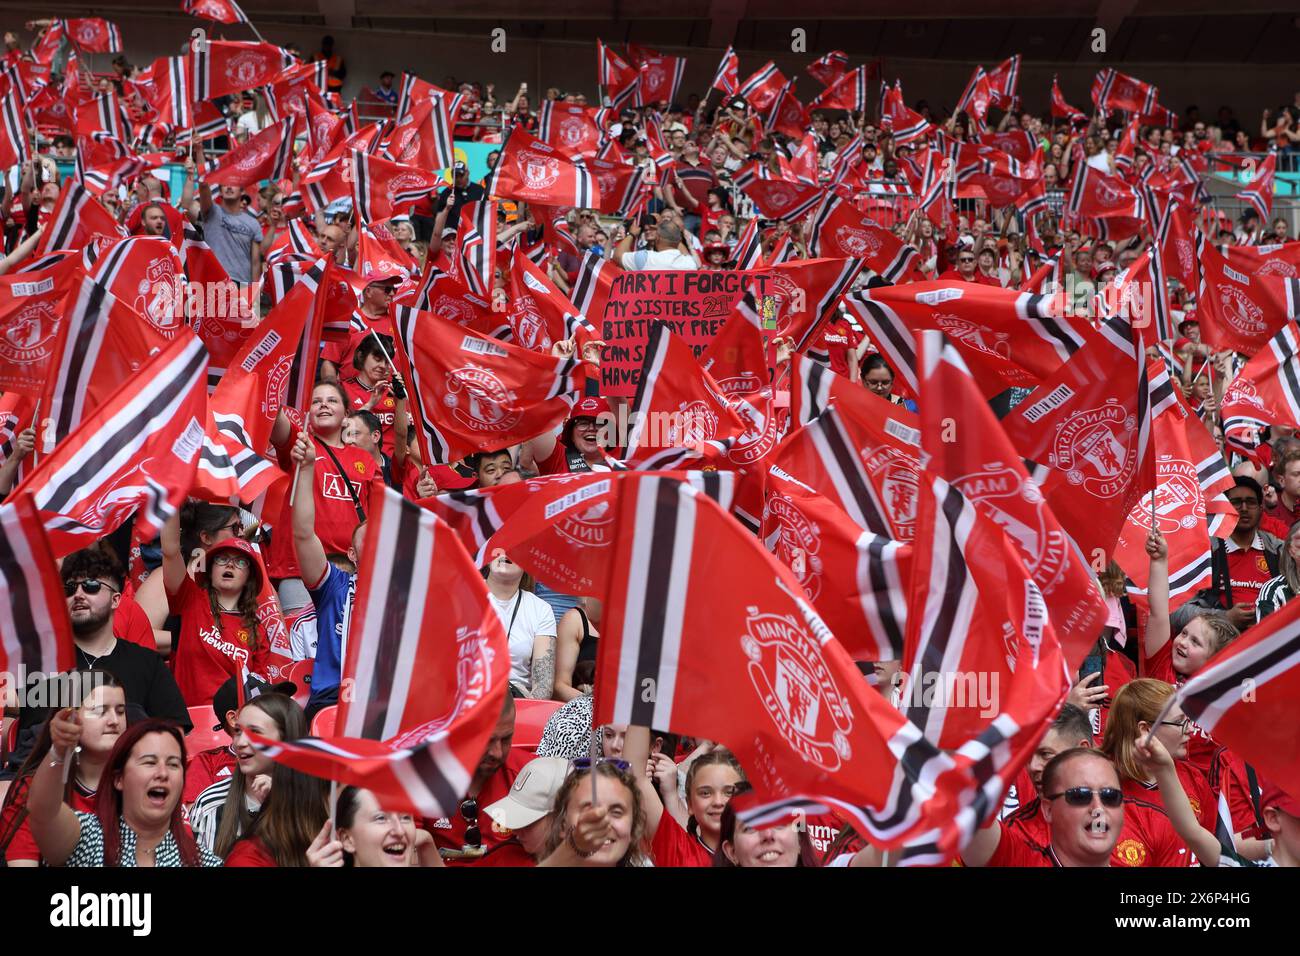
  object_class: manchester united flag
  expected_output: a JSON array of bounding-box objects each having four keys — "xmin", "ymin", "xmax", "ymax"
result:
[{"xmin": 485, "ymin": 128, "xmax": 600, "ymax": 209}]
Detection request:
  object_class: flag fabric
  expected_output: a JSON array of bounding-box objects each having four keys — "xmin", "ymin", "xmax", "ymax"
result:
[
  {"xmin": 1113, "ymin": 382, "xmax": 1237, "ymax": 609},
  {"xmin": 1066, "ymin": 161, "xmax": 1144, "ymax": 221},
  {"xmin": 738, "ymin": 62, "xmax": 787, "ymax": 113},
  {"xmin": 452, "ymin": 200, "xmax": 497, "ymax": 300},
  {"xmin": 731, "ymin": 217, "xmax": 764, "ymax": 271},
  {"xmin": 1098, "ymin": 248, "xmax": 1174, "ymax": 347},
  {"xmin": 334, "ymin": 482, "xmax": 510, "ymax": 748},
  {"xmin": 204, "ymin": 116, "xmax": 296, "ymax": 189},
  {"xmin": 36, "ymin": 179, "xmax": 127, "ymax": 256},
  {"xmin": 637, "ymin": 55, "xmax": 686, "ymax": 108},
  {"xmin": 733, "ymin": 164, "xmax": 822, "ymax": 221},
  {"xmin": 806, "ymin": 51, "xmax": 849, "ymax": 87},
  {"xmin": 954, "ymin": 67, "xmax": 994, "ymax": 130},
  {"xmin": 394, "ymin": 305, "xmax": 585, "ymax": 465},
  {"xmin": 1171, "ymin": 594, "xmax": 1300, "ymax": 800},
  {"xmin": 0, "ymin": 85, "xmax": 28, "ymax": 168},
  {"xmin": 538, "ymin": 101, "xmax": 601, "ymax": 157},
  {"xmin": 807, "ymin": 192, "xmax": 921, "ymax": 284},
  {"xmin": 1091, "ymin": 69, "xmax": 1159, "ymax": 115},
  {"xmin": 485, "ymin": 128, "xmax": 599, "ymax": 209},
  {"xmin": 596, "ymin": 41, "xmax": 639, "ymax": 109},
  {"xmin": 181, "ymin": 0, "xmax": 250, "ymax": 25},
  {"xmin": 623, "ymin": 323, "xmax": 747, "ymax": 467},
  {"xmin": 569, "ymin": 250, "xmax": 616, "ymax": 323},
  {"xmin": 711, "ymin": 46, "xmax": 739, "ymax": 96},
  {"xmin": 809, "ymin": 65, "xmax": 871, "ymax": 113},
  {"xmin": 384, "ymin": 93, "xmax": 455, "ymax": 172},
  {"xmin": 1235, "ymin": 153, "xmax": 1277, "ymax": 227},
  {"xmin": 0, "ymin": 491, "xmax": 76, "ymax": 681},
  {"xmin": 767, "ymin": 81, "xmax": 810, "ymax": 139},
  {"xmin": 13, "ymin": 335, "xmax": 208, "ymax": 558},
  {"xmin": 193, "ymin": 41, "xmax": 293, "ymax": 102},
  {"xmin": 351, "ymin": 149, "xmax": 443, "ymax": 224},
  {"xmin": 1002, "ymin": 316, "xmax": 1179, "ymax": 560},
  {"xmin": 63, "ymin": 18, "xmax": 122, "ymax": 53},
  {"xmin": 917, "ymin": 330, "xmax": 1108, "ymax": 671},
  {"xmin": 880, "ymin": 82, "xmax": 933, "ymax": 146},
  {"xmin": 0, "ymin": 255, "xmax": 82, "ymax": 397},
  {"xmin": 507, "ymin": 252, "xmax": 586, "ymax": 353},
  {"xmin": 985, "ymin": 56, "xmax": 1021, "ymax": 109},
  {"xmin": 587, "ymin": 158, "xmax": 648, "ymax": 219},
  {"xmin": 1196, "ymin": 238, "xmax": 1297, "ymax": 355},
  {"xmin": 1221, "ymin": 319, "xmax": 1300, "ymax": 461}
]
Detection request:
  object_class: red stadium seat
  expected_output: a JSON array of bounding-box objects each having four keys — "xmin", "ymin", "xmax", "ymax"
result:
[
  {"xmin": 277, "ymin": 659, "xmax": 315, "ymax": 708},
  {"xmin": 310, "ymin": 704, "xmax": 338, "ymax": 738},
  {"xmin": 184, "ymin": 706, "xmax": 230, "ymax": 756},
  {"xmin": 512, "ymin": 699, "xmax": 562, "ymax": 751}
]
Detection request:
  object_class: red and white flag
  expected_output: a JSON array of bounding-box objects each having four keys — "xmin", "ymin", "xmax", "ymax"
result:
[
  {"xmin": 1171, "ymin": 595, "xmax": 1300, "ymax": 800},
  {"xmin": 711, "ymin": 46, "xmax": 739, "ymax": 96},
  {"xmin": 192, "ymin": 41, "xmax": 293, "ymax": 101},
  {"xmin": 538, "ymin": 101, "xmax": 601, "ymax": 157},
  {"xmin": 0, "ymin": 491, "xmax": 76, "ymax": 681},
  {"xmin": 351, "ymin": 149, "xmax": 443, "ymax": 224},
  {"xmin": 450, "ymin": 200, "xmax": 497, "ymax": 300},
  {"xmin": 1196, "ymin": 239, "xmax": 1297, "ymax": 355},
  {"xmin": 637, "ymin": 55, "xmax": 686, "ymax": 107},
  {"xmin": 394, "ymin": 304, "xmax": 586, "ymax": 465},
  {"xmin": 14, "ymin": 335, "xmax": 208, "ymax": 557},
  {"xmin": 806, "ymin": 50, "xmax": 849, "ymax": 87},
  {"xmin": 807, "ymin": 193, "xmax": 922, "ymax": 284},
  {"xmin": 485, "ymin": 128, "xmax": 599, "ymax": 209},
  {"xmin": 880, "ymin": 82, "xmax": 933, "ymax": 145},
  {"xmin": 587, "ymin": 158, "xmax": 649, "ymax": 219},
  {"xmin": 985, "ymin": 55, "xmax": 1021, "ymax": 109},
  {"xmin": 809, "ymin": 65, "xmax": 870, "ymax": 113},
  {"xmin": 955, "ymin": 67, "xmax": 995, "ymax": 131},
  {"xmin": 1221, "ymin": 319, "xmax": 1300, "ymax": 461},
  {"xmin": 1066, "ymin": 161, "xmax": 1144, "ymax": 220},
  {"xmin": 63, "ymin": 18, "xmax": 122, "ymax": 53},
  {"xmin": 596, "ymin": 41, "xmax": 639, "ymax": 109},
  {"xmin": 0, "ymin": 85, "xmax": 28, "ymax": 169},
  {"xmin": 206, "ymin": 116, "xmax": 297, "ymax": 188},
  {"xmin": 1091, "ymin": 68, "xmax": 1159, "ymax": 116},
  {"xmin": 384, "ymin": 94, "xmax": 455, "ymax": 172},
  {"xmin": 0, "ymin": 255, "xmax": 82, "ymax": 398},
  {"xmin": 737, "ymin": 62, "xmax": 787, "ymax": 113},
  {"xmin": 181, "ymin": 0, "xmax": 250, "ymax": 25},
  {"xmin": 37, "ymin": 179, "xmax": 127, "ymax": 255},
  {"xmin": 507, "ymin": 252, "xmax": 587, "ymax": 353}
]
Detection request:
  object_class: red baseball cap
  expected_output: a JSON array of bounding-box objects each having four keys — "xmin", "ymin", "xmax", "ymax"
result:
[
  {"xmin": 1259, "ymin": 778, "xmax": 1300, "ymax": 818},
  {"xmin": 199, "ymin": 538, "xmax": 262, "ymax": 589},
  {"xmin": 566, "ymin": 396, "xmax": 611, "ymax": 425}
]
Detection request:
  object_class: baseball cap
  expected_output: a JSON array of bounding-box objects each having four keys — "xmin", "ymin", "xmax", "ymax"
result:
[
  {"xmin": 210, "ymin": 675, "xmax": 298, "ymax": 732},
  {"xmin": 198, "ymin": 538, "xmax": 262, "ymax": 590},
  {"xmin": 566, "ymin": 396, "xmax": 611, "ymax": 425},
  {"xmin": 1259, "ymin": 778, "xmax": 1300, "ymax": 818},
  {"xmin": 483, "ymin": 757, "xmax": 569, "ymax": 830},
  {"xmin": 453, "ymin": 160, "xmax": 468, "ymax": 174}
]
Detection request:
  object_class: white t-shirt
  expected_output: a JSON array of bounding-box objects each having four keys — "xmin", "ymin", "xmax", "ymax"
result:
[
  {"xmin": 236, "ymin": 111, "xmax": 263, "ymax": 137},
  {"xmin": 1085, "ymin": 152, "xmax": 1113, "ymax": 174},
  {"xmin": 621, "ymin": 249, "xmax": 698, "ymax": 271},
  {"xmin": 489, "ymin": 589, "xmax": 557, "ymax": 691}
]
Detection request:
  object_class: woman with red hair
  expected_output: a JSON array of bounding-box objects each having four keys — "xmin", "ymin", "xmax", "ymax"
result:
[{"xmin": 26, "ymin": 716, "xmax": 222, "ymax": 866}]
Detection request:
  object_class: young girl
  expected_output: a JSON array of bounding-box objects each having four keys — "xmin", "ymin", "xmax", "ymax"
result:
[
  {"xmin": 223, "ymin": 744, "xmax": 329, "ymax": 867},
  {"xmin": 0, "ymin": 673, "xmax": 125, "ymax": 866},
  {"xmin": 192, "ymin": 692, "xmax": 305, "ymax": 856},
  {"xmin": 713, "ymin": 785, "xmax": 822, "ymax": 867},
  {"xmin": 162, "ymin": 516, "xmax": 273, "ymax": 706},
  {"xmin": 306, "ymin": 786, "xmax": 444, "ymax": 867},
  {"xmin": 28, "ymin": 717, "xmax": 222, "ymax": 866},
  {"xmin": 538, "ymin": 762, "xmax": 649, "ymax": 867}
]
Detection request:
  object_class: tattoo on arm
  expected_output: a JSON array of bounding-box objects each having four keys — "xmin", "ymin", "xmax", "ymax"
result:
[{"xmin": 530, "ymin": 637, "xmax": 556, "ymax": 700}]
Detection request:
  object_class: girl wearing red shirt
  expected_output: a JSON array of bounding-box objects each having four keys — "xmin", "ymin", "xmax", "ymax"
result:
[
  {"xmin": 0, "ymin": 673, "xmax": 125, "ymax": 866},
  {"xmin": 162, "ymin": 520, "xmax": 273, "ymax": 706}
]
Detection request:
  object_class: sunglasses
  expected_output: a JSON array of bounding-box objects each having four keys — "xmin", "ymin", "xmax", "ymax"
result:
[
  {"xmin": 460, "ymin": 798, "xmax": 481, "ymax": 849},
  {"xmin": 1047, "ymin": 786, "xmax": 1123, "ymax": 808},
  {"xmin": 572, "ymin": 757, "xmax": 631, "ymax": 772},
  {"xmin": 64, "ymin": 579, "xmax": 119, "ymax": 597}
]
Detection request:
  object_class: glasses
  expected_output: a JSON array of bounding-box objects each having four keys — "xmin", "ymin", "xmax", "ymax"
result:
[
  {"xmin": 219, "ymin": 520, "xmax": 243, "ymax": 535},
  {"xmin": 212, "ymin": 554, "xmax": 251, "ymax": 570},
  {"xmin": 1226, "ymin": 497, "xmax": 1260, "ymax": 510},
  {"xmin": 460, "ymin": 798, "xmax": 481, "ymax": 849},
  {"xmin": 572, "ymin": 757, "xmax": 631, "ymax": 772},
  {"xmin": 1047, "ymin": 787, "xmax": 1124, "ymax": 808},
  {"xmin": 958, "ymin": 257, "xmax": 976, "ymax": 264},
  {"xmin": 1159, "ymin": 717, "xmax": 1190, "ymax": 731},
  {"xmin": 64, "ymin": 579, "xmax": 119, "ymax": 597}
]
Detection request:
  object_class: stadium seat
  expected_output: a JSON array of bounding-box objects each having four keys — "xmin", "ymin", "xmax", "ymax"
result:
[
  {"xmin": 512, "ymin": 699, "xmax": 562, "ymax": 751},
  {"xmin": 277, "ymin": 659, "xmax": 315, "ymax": 708},
  {"xmin": 184, "ymin": 705, "xmax": 231, "ymax": 756},
  {"xmin": 310, "ymin": 704, "xmax": 338, "ymax": 737}
]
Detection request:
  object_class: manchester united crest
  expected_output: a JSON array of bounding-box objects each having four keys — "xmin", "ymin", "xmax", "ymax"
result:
[
  {"xmin": 865, "ymin": 446, "xmax": 918, "ymax": 541},
  {"xmin": 1126, "ymin": 456, "xmax": 1203, "ymax": 534},
  {"xmin": 443, "ymin": 363, "xmax": 523, "ymax": 433},
  {"xmin": 741, "ymin": 607, "xmax": 853, "ymax": 772},
  {"xmin": 666, "ymin": 400, "xmax": 719, "ymax": 447},
  {"xmin": 766, "ymin": 496, "xmax": 823, "ymax": 600},
  {"xmin": 1218, "ymin": 285, "xmax": 1266, "ymax": 336},
  {"xmin": 832, "ymin": 225, "xmax": 880, "ymax": 259},
  {"xmin": 517, "ymin": 149, "xmax": 561, "ymax": 191},
  {"xmin": 953, "ymin": 463, "xmax": 1068, "ymax": 589},
  {"xmin": 0, "ymin": 300, "xmax": 59, "ymax": 365},
  {"xmin": 1048, "ymin": 399, "xmax": 1138, "ymax": 499}
]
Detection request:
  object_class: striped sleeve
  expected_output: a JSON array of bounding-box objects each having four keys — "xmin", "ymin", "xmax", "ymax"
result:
[
  {"xmin": 189, "ymin": 778, "xmax": 233, "ymax": 852},
  {"xmin": 1254, "ymin": 575, "xmax": 1293, "ymax": 623}
]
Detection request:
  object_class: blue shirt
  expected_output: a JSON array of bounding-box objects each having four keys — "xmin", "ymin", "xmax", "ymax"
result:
[{"xmin": 307, "ymin": 563, "xmax": 355, "ymax": 703}]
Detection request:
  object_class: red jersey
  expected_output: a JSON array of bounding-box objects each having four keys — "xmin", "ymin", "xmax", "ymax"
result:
[
  {"xmin": 984, "ymin": 823, "xmax": 1060, "ymax": 866},
  {"xmin": 1209, "ymin": 746, "xmax": 1260, "ymax": 835},
  {"xmin": 429, "ymin": 748, "xmax": 533, "ymax": 865},
  {"xmin": 536, "ymin": 441, "xmax": 616, "ymax": 476},
  {"xmin": 1223, "ymin": 545, "xmax": 1274, "ymax": 606},
  {"xmin": 649, "ymin": 811, "xmax": 715, "ymax": 867},
  {"xmin": 818, "ymin": 316, "xmax": 865, "ymax": 378},
  {"xmin": 113, "ymin": 594, "xmax": 158, "ymax": 651},
  {"xmin": 1122, "ymin": 764, "xmax": 1216, "ymax": 863},
  {"xmin": 342, "ymin": 378, "xmax": 400, "ymax": 457},
  {"xmin": 224, "ymin": 835, "xmax": 278, "ymax": 867},
  {"xmin": 183, "ymin": 746, "xmax": 237, "ymax": 805},
  {"xmin": 3, "ymin": 780, "xmax": 97, "ymax": 863},
  {"xmin": 1141, "ymin": 640, "xmax": 1219, "ymax": 774},
  {"xmin": 167, "ymin": 576, "xmax": 272, "ymax": 707},
  {"xmin": 994, "ymin": 795, "xmax": 1185, "ymax": 866},
  {"xmin": 267, "ymin": 435, "xmax": 378, "ymax": 579}
]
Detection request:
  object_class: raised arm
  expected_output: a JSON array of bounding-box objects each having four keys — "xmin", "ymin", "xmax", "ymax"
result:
[
  {"xmin": 1144, "ymin": 529, "xmax": 1171, "ymax": 663},
  {"xmin": 290, "ymin": 433, "xmax": 329, "ymax": 588},
  {"xmin": 1135, "ymin": 734, "xmax": 1223, "ymax": 865},
  {"xmin": 623, "ymin": 725, "xmax": 666, "ymax": 838},
  {"xmin": 159, "ymin": 512, "xmax": 189, "ymax": 599},
  {"xmin": 27, "ymin": 709, "xmax": 87, "ymax": 867}
]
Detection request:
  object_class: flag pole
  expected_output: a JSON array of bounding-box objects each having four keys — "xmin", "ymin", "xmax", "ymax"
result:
[{"xmin": 328, "ymin": 779, "xmax": 339, "ymax": 841}]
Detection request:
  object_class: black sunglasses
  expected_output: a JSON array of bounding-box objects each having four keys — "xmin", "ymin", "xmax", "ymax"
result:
[
  {"xmin": 64, "ymin": 579, "xmax": 119, "ymax": 597},
  {"xmin": 1047, "ymin": 786, "xmax": 1123, "ymax": 808},
  {"xmin": 572, "ymin": 757, "xmax": 631, "ymax": 772},
  {"xmin": 460, "ymin": 798, "xmax": 481, "ymax": 849}
]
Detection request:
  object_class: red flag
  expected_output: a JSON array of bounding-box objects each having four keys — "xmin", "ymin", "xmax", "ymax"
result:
[
  {"xmin": 637, "ymin": 55, "xmax": 686, "ymax": 108},
  {"xmin": 507, "ymin": 252, "xmax": 585, "ymax": 352},
  {"xmin": 384, "ymin": 94, "xmax": 455, "ymax": 172},
  {"xmin": 0, "ymin": 255, "xmax": 81, "ymax": 397},
  {"xmin": 711, "ymin": 46, "xmax": 739, "ymax": 96},
  {"xmin": 301, "ymin": 122, "xmax": 384, "ymax": 212},
  {"xmin": 265, "ymin": 62, "xmax": 326, "ymax": 123},
  {"xmin": 737, "ymin": 62, "xmax": 787, "ymax": 112},
  {"xmin": 985, "ymin": 56, "xmax": 1021, "ymax": 109},
  {"xmin": 1219, "ymin": 238, "xmax": 1300, "ymax": 282},
  {"xmin": 0, "ymin": 86, "xmax": 28, "ymax": 168},
  {"xmin": 1221, "ymin": 318, "xmax": 1300, "ymax": 460},
  {"xmin": 37, "ymin": 179, "xmax": 127, "ymax": 255},
  {"xmin": 808, "ymin": 193, "xmax": 922, "ymax": 284},
  {"xmin": 351, "ymin": 149, "xmax": 443, "ymax": 224},
  {"xmin": 1173, "ymin": 594, "xmax": 1300, "ymax": 800},
  {"xmin": 64, "ymin": 18, "xmax": 122, "ymax": 53},
  {"xmin": 954, "ymin": 67, "xmax": 995, "ymax": 131},
  {"xmin": 734, "ymin": 163, "xmax": 822, "ymax": 221},
  {"xmin": 1114, "ymin": 382, "xmax": 1236, "ymax": 609},
  {"xmin": 806, "ymin": 51, "xmax": 849, "ymax": 87},
  {"xmin": 1091, "ymin": 69, "xmax": 1159, "ymax": 116},
  {"xmin": 1066, "ymin": 161, "xmax": 1144, "ymax": 220},
  {"xmin": 0, "ymin": 491, "xmax": 77, "ymax": 680},
  {"xmin": 393, "ymin": 304, "xmax": 586, "ymax": 465},
  {"xmin": 301, "ymin": 95, "xmax": 343, "ymax": 170},
  {"xmin": 194, "ymin": 41, "xmax": 294, "ymax": 101},
  {"xmin": 1050, "ymin": 75, "xmax": 1086, "ymax": 123},
  {"xmin": 880, "ymin": 82, "xmax": 933, "ymax": 145},
  {"xmin": 538, "ymin": 101, "xmax": 601, "ymax": 158},
  {"xmin": 596, "ymin": 41, "xmax": 639, "ymax": 109},
  {"xmin": 918, "ymin": 330, "xmax": 1108, "ymax": 672},
  {"xmin": 1002, "ymin": 318, "xmax": 1180, "ymax": 560},
  {"xmin": 14, "ymin": 335, "xmax": 208, "ymax": 557},
  {"xmin": 1196, "ymin": 239, "xmax": 1296, "ymax": 355},
  {"xmin": 206, "ymin": 117, "xmax": 296, "ymax": 189},
  {"xmin": 485, "ymin": 128, "xmax": 599, "ymax": 209},
  {"xmin": 181, "ymin": 0, "xmax": 250, "ymax": 25}
]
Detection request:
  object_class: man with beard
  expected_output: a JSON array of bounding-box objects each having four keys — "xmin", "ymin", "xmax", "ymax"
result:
[
  {"xmin": 428, "ymin": 694, "xmax": 533, "ymax": 864},
  {"xmin": 1, "ymin": 548, "xmax": 189, "ymax": 780}
]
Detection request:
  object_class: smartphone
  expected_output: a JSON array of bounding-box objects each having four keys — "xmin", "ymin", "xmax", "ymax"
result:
[{"xmin": 1080, "ymin": 653, "xmax": 1105, "ymax": 684}]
